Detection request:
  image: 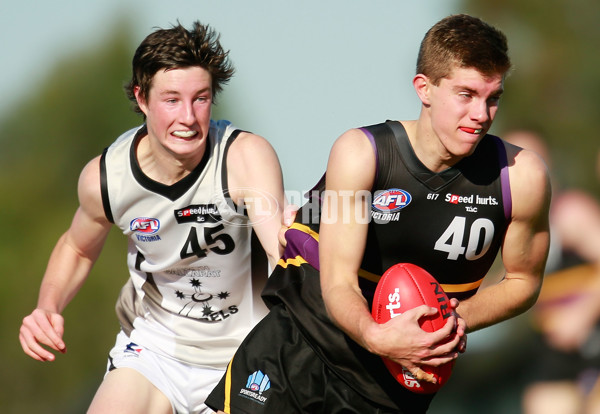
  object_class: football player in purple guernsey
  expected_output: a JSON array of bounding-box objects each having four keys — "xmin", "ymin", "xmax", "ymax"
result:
[{"xmin": 207, "ymin": 14, "xmax": 550, "ymax": 414}]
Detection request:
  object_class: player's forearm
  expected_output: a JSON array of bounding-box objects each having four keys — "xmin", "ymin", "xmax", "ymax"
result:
[
  {"xmin": 36, "ymin": 234, "xmax": 96, "ymax": 313},
  {"xmin": 322, "ymin": 282, "xmax": 380, "ymax": 352},
  {"xmin": 458, "ymin": 274, "xmax": 540, "ymax": 332},
  {"xmin": 248, "ymin": 204, "xmax": 286, "ymax": 271}
]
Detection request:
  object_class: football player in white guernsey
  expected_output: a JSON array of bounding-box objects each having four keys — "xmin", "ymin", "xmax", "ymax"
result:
[{"xmin": 19, "ymin": 21, "xmax": 287, "ymax": 414}]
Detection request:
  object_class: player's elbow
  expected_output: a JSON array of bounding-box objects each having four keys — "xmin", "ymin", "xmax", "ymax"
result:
[
  {"xmin": 501, "ymin": 272, "xmax": 543, "ymax": 320},
  {"xmin": 522, "ymin": 288, "xmax": 541, "ymax": 313},
  {"xmin": 516, "ymin": 278, "xmax": 543, "ymax": 315}
]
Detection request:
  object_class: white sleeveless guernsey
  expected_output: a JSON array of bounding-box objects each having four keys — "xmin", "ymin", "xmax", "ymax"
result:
[{"xmin": 100, "ymin": 119, "xmax": 269, "ymax": 369}]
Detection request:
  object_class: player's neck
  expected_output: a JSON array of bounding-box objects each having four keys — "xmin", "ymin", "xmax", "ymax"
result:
[
  {"xmin": 408, "ymin": 119, "xmax": 463, "ymax": 173},
  {"xmin": 135, "ymin": 134, "xmax": 206, "ymax": 185}
]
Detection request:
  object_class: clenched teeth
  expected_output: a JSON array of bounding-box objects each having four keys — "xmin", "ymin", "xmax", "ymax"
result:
[{"xmin": 173, "ymin": 130, "xmax": 197, "ymax": 138}]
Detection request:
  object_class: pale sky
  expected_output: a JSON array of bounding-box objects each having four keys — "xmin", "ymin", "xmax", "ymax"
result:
[{"xmin": 1, "ymin": 0, "xmax": 458, "ymax": 195}]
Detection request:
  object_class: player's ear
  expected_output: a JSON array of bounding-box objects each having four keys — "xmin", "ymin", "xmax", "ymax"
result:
[
  {"xmin": 413, "ymin": 74, "xmax": 431, "ymax": 106},
  {"xmin": 134, "ymin": 85, "xmax": 149, "ymax": 116}
]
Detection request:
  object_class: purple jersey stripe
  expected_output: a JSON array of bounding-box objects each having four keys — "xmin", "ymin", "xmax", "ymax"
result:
[
  {"xmin": 494, "ymin": 136, "xmax": 512, "ymax": 221},
  {"xmin": 282, "ymin": 227, "xmax": 320, "ymax": 270}
]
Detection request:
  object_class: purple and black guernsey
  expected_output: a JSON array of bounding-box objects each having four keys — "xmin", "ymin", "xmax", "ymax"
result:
[{"xmin": 260, "ymin": 121, "xmax": 512, "ymax": 410}]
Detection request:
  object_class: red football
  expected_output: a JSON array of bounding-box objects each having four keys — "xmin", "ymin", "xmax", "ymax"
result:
[{"xmin": 371, "ymin": 263, "xmax": 454, "ymax": 394}]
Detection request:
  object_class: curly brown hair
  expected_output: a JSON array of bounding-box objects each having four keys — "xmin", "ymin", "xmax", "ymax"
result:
[
  {"xmin": 125, "ymin": 21, "xmax": 235, "ymax": 114},
  {"xmin": 417, "ymin": 14, "xmax": 511, "ymax": 85}
]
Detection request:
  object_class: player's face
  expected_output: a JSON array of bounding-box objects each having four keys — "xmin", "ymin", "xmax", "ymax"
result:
[
  {"xmin": 136, "ymin": 66, "xmax": 213, "ymax": 162},
  {"xmin": 428, "ymin": 67, "xmax": 504, "ymax": 158}
]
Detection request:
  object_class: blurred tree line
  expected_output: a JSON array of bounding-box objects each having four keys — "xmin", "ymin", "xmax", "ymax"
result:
[
  {"xmin": 0, "ymin": 17, "xmax": 231, "ymax": 413},
  {"xmin": 465, "ymin": 0, "xmax": 600, "ymax": 196},
  {"xmin": 0, "ymin": 20, "xmax": 142, "ymax": 413},
  {"xmin": 430, "ymin": 2, "xmax": 600, "ymax": 413}
]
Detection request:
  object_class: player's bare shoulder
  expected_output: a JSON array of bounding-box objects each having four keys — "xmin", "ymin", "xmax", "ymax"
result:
[
  {"xmin": 227, "ymin": 131, "xmax": 280, "ymax": 179},
  {"xmin": 77, "ymin": 156, "xmax": 109, "ymax": 223},
  {"xmin": 327, "ymin": 128, "xmax": 377, "ymax": 187},
  {"xmin": 504, "ymin": 139, "xmax": 552, "ymax": 220},
  {"xmin": 330, "ymin": 128, "xmax": 375, "ymax": 158},
  {"xmin": 229, "ymin": 131, "xmax": 274, "ymax": 157},
  {"xmin": 226, "ymin": 131, "xmax": 282, "ymax": 200}
]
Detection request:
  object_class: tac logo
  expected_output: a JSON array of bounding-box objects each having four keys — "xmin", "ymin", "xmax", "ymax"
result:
[
  {"xmin": 238, "ymin": 370, "xmax": 270, "ymax": 404},
  {"xmin": 372, "ymin": 189, "xmax": 412, "ymax": 212},
  {"xmin": 130, "ymin": 217, "xmax": 160, "ymax": 234}
]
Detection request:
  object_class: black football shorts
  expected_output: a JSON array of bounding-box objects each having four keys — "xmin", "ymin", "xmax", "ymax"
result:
[{"xmin": 205, "ymin": 304, "xmax": 405, "ymax": 414}]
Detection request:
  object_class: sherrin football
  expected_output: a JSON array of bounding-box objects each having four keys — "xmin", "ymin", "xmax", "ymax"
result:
[{"xmin": 371, "ymin": 263, "xmax": 454, "ymax": 394}]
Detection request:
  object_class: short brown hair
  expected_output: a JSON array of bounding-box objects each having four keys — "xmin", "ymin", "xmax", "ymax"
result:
[
  {"xmin": 125, "ymin": 21, "xmax": 235, "ymax": 114},
  {"xmin": 417, "ymin": 14, "xmax": 511, "ymax": 85}
]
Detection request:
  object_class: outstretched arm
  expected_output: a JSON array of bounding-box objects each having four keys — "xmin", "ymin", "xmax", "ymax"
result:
[
  {"xmin": 19, "ymin": 156, "xmax": 112, "ymax": 361},
  {"xmin": 226, "ymin": 132, "xmax": 287, "ymax": 269}
]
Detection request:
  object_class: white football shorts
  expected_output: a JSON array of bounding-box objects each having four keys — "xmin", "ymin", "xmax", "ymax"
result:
[{"xmin": 106, "ymin": 330, "xmax": 224, "ymax": 414}]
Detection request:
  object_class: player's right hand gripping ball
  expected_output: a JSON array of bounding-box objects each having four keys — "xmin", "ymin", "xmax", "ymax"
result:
[{"xmin": 371, "ymin": 263, "xmax": 454, "ymax": 393}]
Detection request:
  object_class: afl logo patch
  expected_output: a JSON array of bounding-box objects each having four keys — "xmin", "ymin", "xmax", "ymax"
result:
[
  {"xmin": 372, "ymin": 189, "xmax": 412, "ymax": 212},
  {"xmin": 130, "ymin": 217, "xmax": 160, "ymax": 234}
]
